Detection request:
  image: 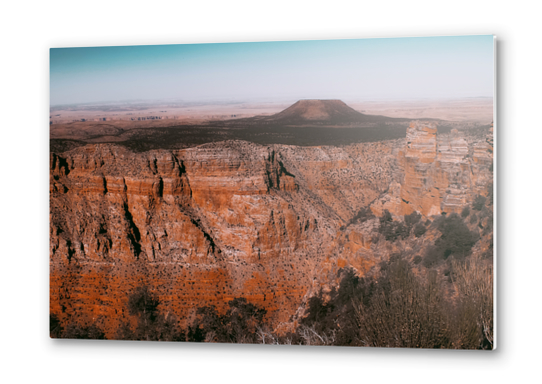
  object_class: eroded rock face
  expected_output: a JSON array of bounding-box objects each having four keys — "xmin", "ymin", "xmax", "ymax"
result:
[
  {"xmin": 50, "ymin": 141, "xmax": 394, "ymax": 336},
  {"xmin": 50, "ymin": 122, "xmax": 494, "ymax": 336},
  {"xmin": 371, "ymin": 121, "xmax": 494, "ymax": 218}
]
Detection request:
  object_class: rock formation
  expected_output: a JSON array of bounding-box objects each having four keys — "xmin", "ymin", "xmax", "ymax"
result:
[
  {"xmin": 371, "ymin": 121, "xmax": 493, "ymax": 218},
  {"xmin": 50, "ymin": 140, "xmax": 397, "ymax": 336},
  {"xmin": 262, "ymin": 99, "xmax": 397, "ymax": 125},
  {"xmin": 50, "ymin": 121, "xmax": 493, "ymax": 337}
]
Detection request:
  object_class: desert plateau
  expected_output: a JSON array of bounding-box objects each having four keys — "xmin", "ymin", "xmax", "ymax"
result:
[{"xmin": 50, "ymin": 98, "xmax": 494, "ymax": 348}]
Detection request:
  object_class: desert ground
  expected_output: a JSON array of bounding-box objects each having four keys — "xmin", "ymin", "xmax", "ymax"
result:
[{"xmin": 50, "ymin": 97, "xmax": 493, "ymax": 125}]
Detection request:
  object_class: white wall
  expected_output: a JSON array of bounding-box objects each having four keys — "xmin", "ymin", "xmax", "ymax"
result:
[{"xmin": 1, "ymin": 1, "xmax": 540, "ymax": 383}]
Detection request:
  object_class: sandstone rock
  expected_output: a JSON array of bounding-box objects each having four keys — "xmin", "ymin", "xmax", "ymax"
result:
[
  {"xmin": 50, "ymin": 122, "xmax": 494, "ymax": 337},
  {"xmin": 51, "ymin": 141, "xmax": 397, "ymax": 336},
  {"xmin": 372, "ymin": 121, "xmax": 494, "ymax": 218}
]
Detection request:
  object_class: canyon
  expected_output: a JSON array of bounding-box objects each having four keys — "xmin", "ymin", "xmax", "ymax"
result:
[{"xmin": 50, "ymin": 101, "xmax": 494, "ymax": 338}]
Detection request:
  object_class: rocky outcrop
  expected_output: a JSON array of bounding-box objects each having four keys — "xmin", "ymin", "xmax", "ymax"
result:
[
  {"xmin": 50, "ymin": 122, "xmax": 494, "ymax": 337},
  {"xmin": 50, "ymin": 141, "xmax": 395, "ymax": 336},
  {"xmin": 372, "ymin": 121, "xmax": 494, "ymax": 218}
]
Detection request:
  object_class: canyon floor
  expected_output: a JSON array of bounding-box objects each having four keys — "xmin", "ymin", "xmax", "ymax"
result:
[{"xmin": 50, "ymin": 99, "xmax": 494, "ymax": 347}]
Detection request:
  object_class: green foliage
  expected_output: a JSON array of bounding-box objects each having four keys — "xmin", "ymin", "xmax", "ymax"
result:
[
  {"xmin": 114, "ymin": 321, "xmax": 135, "ymax": 340},
  {"xmin": 119, "ymin": 285, "xmax": 184, "ymax": 341},
  {"xmin": 422, "ymin": 247, "xmax": 441, "ymax": 268},
  {"xmin": 423, "ymin": 214, "xmax": 479, "ymax": 267},
  {"xmin": 378, "ymin": 209, "xmax": 408, "ymax": 241},
  {"xmin": 378, "ymin": 210, "xmax": 425, "ymax": 241},
  {"xmin": 128, "ymin": 285, "xmax": 159, "ymax": 318},
  {"xmin": 62, "ymin": 323, "xmax": 106, "ymax": 340},
  {"xmin": 461, "ymin": 206, "xmax": 470, "ymax": 218},
  {"xmin": 349, "ymin": 207, "xmax": 375, "ymax": 226},
  {"xmin": 50, "ymin": 314, "xmax": 63, "ymax": 338},
  {"xmin": 188, "ymin": 297, "xmax": 267, "ymax": 344},
  {"xmin": 224, "ymin": 298, "xmax": 267, "ymax": 343},
  {"xmin": 341, "ymin": 207, "xmax": 375, "ymax": 230},
  {"xmin": 414, "ymin": 223, "xmax": 427, "ymax": 237},
  {"xmin": 404, "ymin": 211, "xmax": 421, "ymax": 228},
  {"xmin": 472, "ymin": 195, "xmax": 487, "ymax": 211}
]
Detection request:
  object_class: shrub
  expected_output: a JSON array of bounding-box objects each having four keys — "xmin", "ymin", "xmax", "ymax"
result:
[
  {"xmin": 62, "ymin": 323, "xmax": 106, "ymax": 339},
  {"xmin": 405, "ymin": 211, "xmax": 422, "ymax": 228},
  {"xmin": 122, "ymin": 285, "xmax": 184, "ymax": 341},
  {"xmin": 461, "ymin": 206, "xmax": 470, "ymax": 218},
  {"xmin": 356, "ymin": 258, "xmax": 450, "ymax": 348},
  {"xmin": 128, "ymin": 285, "xmax": 160, "ymax": 319},
  {"xmin": 114, "ymin": 321, "xmax": 135, "ymax": 340},
  {"xmin": 414, "ymin": 223, "xmax": 427, "ymax": 237},
  {"xmin": 379, "ymin": 209, "xmax": 409, "ymax": 241},
  {"xmin": 422, "ymin": 246, "xmax": 441, "ymax": 268},
  {"xmin": 472, "ymin": 195, "xmax": 486, "ymax": 211},
  {"xmin": 50, "ymin": 314, "xmax": 63, "ymax": 338},
  {"xmin": 423, "ymin": 214, "xmax": 479, "ymax": 267},
  {"xmin": 297, "ymin": 254, "xmax": 493, "ymax": 349},
  {"xmin": 188, "ymin": 298, "xmax": 267, "ymax": 344},
  {"xmin": 298, "ymin": 268, "xmax": 376, "ymax": 346},
  {"xmin": 348, "ymin": 207, "xmax": 374, "ymax": 226},
  {"xmin": 450, "ymin": 254, "xmax": 494, "ymax": 349}
]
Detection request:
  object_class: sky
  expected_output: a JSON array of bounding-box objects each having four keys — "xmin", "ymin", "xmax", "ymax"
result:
[{"xmin": 50, "ymin": 35, "xmax": 494, "ymax": 106}]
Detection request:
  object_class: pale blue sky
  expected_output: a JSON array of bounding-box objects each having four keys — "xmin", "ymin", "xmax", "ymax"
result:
[{"xmin": 50, "ymin": 36, "xmax": 494, "ymax": 106}]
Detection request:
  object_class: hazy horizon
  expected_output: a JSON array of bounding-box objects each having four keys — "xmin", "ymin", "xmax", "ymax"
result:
[
  {"xmin": 50, "ymin": 95, "xmax": 494, "ymax": 109},
  {"xmin": 50, "ymin": 36, "xmax": 494, "ymax": 106}
]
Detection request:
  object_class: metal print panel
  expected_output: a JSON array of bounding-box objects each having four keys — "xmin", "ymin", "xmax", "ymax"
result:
[{"xmin": 50, "ymin": 36, "xmax": 495, "ymax": 348}]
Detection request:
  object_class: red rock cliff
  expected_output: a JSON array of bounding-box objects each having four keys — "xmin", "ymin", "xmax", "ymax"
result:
[
  {"xmin": 50, "ymin": 141, "xmax": 394, "ymax": 336},
  {"xmin": 371, "ymin": 121, "xmax": 493, "ymax": 218},
  {"xmin": 50, "ymin": 123, "xmax": 493, "ymax": 336}
]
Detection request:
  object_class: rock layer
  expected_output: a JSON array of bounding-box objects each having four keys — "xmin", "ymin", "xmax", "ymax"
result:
[
  {"xmin": 371, "ymin": 121, "xmax": 494, "ymax": 218},
  {"xmin": 50, "ymin": 122, "xmax": 494, "ymax": 337},
  {"xmin": 50, "ymin": 140, "xmax": 395, "ymax": 336}
]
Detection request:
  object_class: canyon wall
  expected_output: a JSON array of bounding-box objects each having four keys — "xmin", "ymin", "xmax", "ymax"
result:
[
  {"xmin": 370, "ymin": 121, "xmax": 493, "ymax": 218},
  {"xmin": 50, "ymin": 122, "xmax": 493, "ymax": 336},
  {"xmin": 50, "ymin": 141, "xmax": 395, "ymax": 336}
]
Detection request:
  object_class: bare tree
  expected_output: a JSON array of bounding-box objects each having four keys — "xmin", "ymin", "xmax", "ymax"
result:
[
  {"xmin": 355, "ymin": 258, "xmax": 449, "ymax": 348},
  {"xmin": 451, "ymin": 253, "xmax": 493, "ymax": 349},
  {"xmin": 298, "ymin": 325, "xmax": 336, "ymax": 346}
]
